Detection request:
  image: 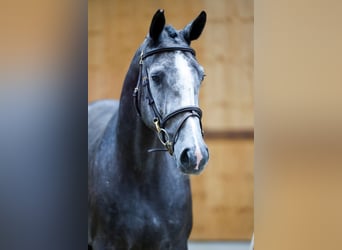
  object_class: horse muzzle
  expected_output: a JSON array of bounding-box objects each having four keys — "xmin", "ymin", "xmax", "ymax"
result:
[
  {"xmin": 173, "ymin": 116, "xmax": 209, "ymax": 174},
  {"xmin": 178, "ymin": 145, "xmax": 209, "ymax": 175}
]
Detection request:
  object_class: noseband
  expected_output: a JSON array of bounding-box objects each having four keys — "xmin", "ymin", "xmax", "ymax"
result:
[{"xmin": 133, "ymin": 46, "xmax": 203, "ymax": 155}]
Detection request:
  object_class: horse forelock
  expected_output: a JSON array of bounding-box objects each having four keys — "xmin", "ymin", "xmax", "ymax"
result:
[
  {"xmin": 164, "ymin": 25, "xmax": 178, "ymax": 39},
  {"xmin": 143, "ymin": 25, "xmax": 188, "ymax": 48}
]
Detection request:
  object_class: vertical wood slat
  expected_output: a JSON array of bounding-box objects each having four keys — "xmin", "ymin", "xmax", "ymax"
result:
[
  {"xmin": 191, "ymin": 138, "xmax": 254, "ymax": 240},
  {"xmin": 201, "ymin": 0, "xmax": 254, "ymax": 130}
]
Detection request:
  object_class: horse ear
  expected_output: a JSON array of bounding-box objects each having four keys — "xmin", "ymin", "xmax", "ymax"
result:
[
  {"xmin": 149, "ymin": 9, "xmax": 165, "ymax": 41},
  {"xmin": 183, "ymin": 11, "xmax": 207, "ymax": 44}
]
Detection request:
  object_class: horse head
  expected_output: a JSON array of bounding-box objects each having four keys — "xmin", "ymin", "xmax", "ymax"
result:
[{"xmin": 134, "ymin": 9, "xmax": 209, "ymax": 174}]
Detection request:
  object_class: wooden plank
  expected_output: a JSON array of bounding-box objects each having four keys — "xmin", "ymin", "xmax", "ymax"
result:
[
  {"xmin": 191, "ymin": 138, "xmax": 254, "ymax": 240},
  {"xmin": 200, "ymin": 0, "xmax": 254, "ymax": 130}
]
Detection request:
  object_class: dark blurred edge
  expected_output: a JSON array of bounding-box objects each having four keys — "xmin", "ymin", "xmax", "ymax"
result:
[
  {"xmin": 0, "ymin": 1, "xmax": 88, "ymax": 250},
  {"xmin": 205, "ymin": 129, "xmax": 254, "ymax": 140}
]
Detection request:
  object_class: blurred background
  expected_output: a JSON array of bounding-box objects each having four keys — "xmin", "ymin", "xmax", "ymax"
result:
[{"xmin": 88, "ymin": 0, "xmax": 254, "ymax": 246}]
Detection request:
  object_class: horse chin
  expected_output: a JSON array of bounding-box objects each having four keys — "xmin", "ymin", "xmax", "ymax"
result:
[{"xmin": 178, "ymin": 164, "xmax": 205, "ymax": 175}]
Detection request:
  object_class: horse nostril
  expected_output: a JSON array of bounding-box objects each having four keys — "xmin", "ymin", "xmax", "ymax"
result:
[
  {"xmin": 180, "ymin": 148, "xmax": 196, "ymax": 167},
  {"xmin": 180, "ymin": 148, "xmax": 189, "ymax": 165}
]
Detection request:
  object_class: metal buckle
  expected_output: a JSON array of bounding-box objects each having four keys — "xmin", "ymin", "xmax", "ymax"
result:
[
  {"xmin": 139, "ymin": 51, "xmax": 144, "ymax": 65},
  {"xmin": 153, "ymin": 118, "xmax": 173, "ymax": 155}
]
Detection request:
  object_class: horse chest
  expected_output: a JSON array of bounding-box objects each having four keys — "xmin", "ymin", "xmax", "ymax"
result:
[
  {"xmin": 109, "ymin": 179, "xmax": 192, "ymax": 247},
  {"xmin": 118, "ymin": 186, "xmax": 189, "ymax": 230}
]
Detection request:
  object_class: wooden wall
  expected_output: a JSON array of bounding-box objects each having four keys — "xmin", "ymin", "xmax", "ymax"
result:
[{"xmin": 89, "ymin": 0, "xmax": 254, "ymax": 240}]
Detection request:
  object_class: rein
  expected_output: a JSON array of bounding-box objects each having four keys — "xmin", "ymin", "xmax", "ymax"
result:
[{"xmin": 133, "ymin": 46, "xmax": 203, "ymax": 155}]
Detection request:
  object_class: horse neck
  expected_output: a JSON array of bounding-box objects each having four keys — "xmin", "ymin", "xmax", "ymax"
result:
[{"xmin": 116, "ymin": 49, "xmax": 160, "ymax": 169}]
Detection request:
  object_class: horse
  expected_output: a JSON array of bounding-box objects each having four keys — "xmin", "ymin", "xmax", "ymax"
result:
[{"xmin": 88, "ymin": 9, "xmax": 209, "ymax": 250}]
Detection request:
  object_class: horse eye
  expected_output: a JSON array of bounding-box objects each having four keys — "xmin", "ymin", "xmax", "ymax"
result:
[{"xmin": 151, "ymin": 75, "xmax": 161, "ymax": 83}]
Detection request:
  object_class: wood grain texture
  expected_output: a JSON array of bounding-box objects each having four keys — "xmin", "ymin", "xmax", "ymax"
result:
[
  {"xmin": 191, "ymin": 138, "xmax": 254, "ymax": 240},
  {"xmin": 200, "ymin": 0, "xmax": 254, "ymax": 130}
]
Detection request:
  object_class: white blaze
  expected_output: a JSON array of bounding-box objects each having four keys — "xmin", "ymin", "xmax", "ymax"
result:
[
  {"xmin": 190, "ymin": 118, "xmax": 203, "ymax": 169},
  {"xmin": 174, "ymin": 52, "xmax": 203, "ymax": 169},
  {"xmin": 174, "ymin": 52, "xmax": 195, "ymax": 106}
]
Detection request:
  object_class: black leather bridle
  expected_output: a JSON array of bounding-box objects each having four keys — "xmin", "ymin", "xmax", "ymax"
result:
[{"xmin": 133, "ymin": 46, "xmax": 204, "ymax": 155}]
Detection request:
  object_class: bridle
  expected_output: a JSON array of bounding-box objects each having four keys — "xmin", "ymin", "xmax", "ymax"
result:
[{"xmin": 133, "ymin": 46, "xmax": 204, "ymax": 155}]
